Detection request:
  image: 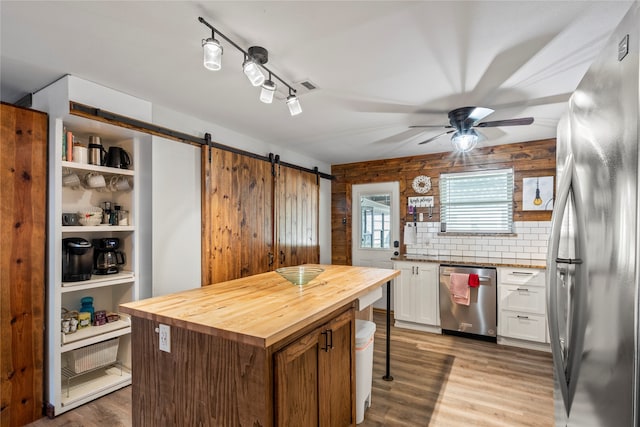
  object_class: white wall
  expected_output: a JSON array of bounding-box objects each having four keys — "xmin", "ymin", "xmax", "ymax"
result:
[
  {"xmin": 151, "ymin": 136, "xmax": 202, "ymax": 296},
  {"xmin": 151, "ymin": 105, "xmax": 331, "ymax": 295}
]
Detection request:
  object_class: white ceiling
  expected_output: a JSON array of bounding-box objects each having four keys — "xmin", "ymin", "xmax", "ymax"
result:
[{"xmin": 0, "ymin": 1, "xmax": 633, "ymax": 164}]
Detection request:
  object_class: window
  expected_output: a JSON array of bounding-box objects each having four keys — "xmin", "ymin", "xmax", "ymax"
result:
[
  {"xmin": 359, "ymin": 194, "xmax": 391, "ymax": 248},
  {"xmin": 439, "ymin": 168, "xmax": 514, "ymax": 233}
]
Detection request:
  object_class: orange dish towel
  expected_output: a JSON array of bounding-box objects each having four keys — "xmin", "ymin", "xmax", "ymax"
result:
[{"xmin": 450, "ymin": 273, "xmax": 470, "ymax": 306}]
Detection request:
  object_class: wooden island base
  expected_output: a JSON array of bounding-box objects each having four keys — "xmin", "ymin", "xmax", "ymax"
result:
[{"xmin": 121, "ymin": 265, "xmax": 399, "ymax": 427}]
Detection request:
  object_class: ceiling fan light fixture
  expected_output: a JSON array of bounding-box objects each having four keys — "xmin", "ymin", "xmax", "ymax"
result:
[
  {"xmin": 202, "ymin": 37, "xmax": 223, "ymax": 71},
  {"xmin": 260, "ymin": 79, "xmax": 276, "ymax": 104},
  {"xmin": 451, "ymin": 130, "xmax": 479, "ymax": 152}
]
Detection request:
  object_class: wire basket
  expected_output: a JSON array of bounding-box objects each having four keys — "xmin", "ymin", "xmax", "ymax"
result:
[{"xmin": 65, "ymin": 338, "xmax": 119, "ymax": 374}]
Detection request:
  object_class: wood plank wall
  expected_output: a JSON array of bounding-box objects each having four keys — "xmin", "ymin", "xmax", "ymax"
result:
[
  {"xmin": 0, "ymin": 103, "xmax": 47, "ymax": 426},
  {"xmin": 331, "ymin": 139, "xmax": 556, "ymax": 265}
]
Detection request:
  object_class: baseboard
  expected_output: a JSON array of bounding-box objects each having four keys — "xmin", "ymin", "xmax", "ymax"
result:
[
  {"xmin": 393, "ymin": 319, "xmax": 442, "ymax": 334},
  {"xmin": 497, "ymin": 336, "xmax": 551, "ymax": 352}
]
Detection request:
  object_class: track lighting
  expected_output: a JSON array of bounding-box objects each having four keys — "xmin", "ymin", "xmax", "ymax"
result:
[
  {"xmin": 286, "ymin": 89, "xmax": 302, "ymax": 116},
  {"xmin": 202, "ymin": 37, "xmax": 222, "ymax": 71},
  {"xmin": 243, "ymin": 57, "xmax": 265, "ymax": 87},
  {"xmin": 260, "ymin": 77, "xmax": 276, "ymax": 104},
  {"xmin": 198, "ymin": 16, "xmax": 302, "ymax": 115},
  {"xmin": 451, "ymin": 129, "xmax": 479, "ymax": 152}
]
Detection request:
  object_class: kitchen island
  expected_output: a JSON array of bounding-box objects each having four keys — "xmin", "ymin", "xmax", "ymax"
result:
[{"xmin": 120, "ymin": 264, "xmax": 399, "ymax": 427}]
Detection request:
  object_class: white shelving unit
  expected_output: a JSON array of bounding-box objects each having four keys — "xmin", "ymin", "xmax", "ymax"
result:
[{"xmin": 33, "ymin": 76, "xmax": 152, "ymax": 416}]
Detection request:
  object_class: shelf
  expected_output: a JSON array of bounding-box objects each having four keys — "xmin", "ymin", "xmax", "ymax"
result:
[
  {"xmin": 61, "ymin": 225, "xmax": 135, "ymax": 233},
  {"xmin": 61, "ymin": 317, "xmax": 131, "ymax": 347},
  {"xmin": 60, "ymin": 365, "xmax": 131, "ymax": 408},
  {"xmin": 62, "ymin": 271, "xmax": 134, "ymax": 290},
  {"xmin": 62, "ymin": 160, "xmax": 134, "ymax": 176}
]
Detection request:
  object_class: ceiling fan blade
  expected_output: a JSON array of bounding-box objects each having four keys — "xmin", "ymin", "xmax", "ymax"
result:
[
  {"xmin": 467, "ymin": 107, "xmax": 494, "ymax": 123},
  {"xmin": 417, "ymin": 130, "xmax": 454, "ymax": 145},
  {"xmin": 475, "ymin": 117, "xmax": 534, "ymax": 128},
  {"xmin": 409, "ymin": 124, "xmax": 452, "ymax": 129}
]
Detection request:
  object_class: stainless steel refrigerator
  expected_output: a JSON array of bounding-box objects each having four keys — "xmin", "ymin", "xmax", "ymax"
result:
[{"xmin": 547, "ymin": 3, "xmax": 639, "ymax": 426}]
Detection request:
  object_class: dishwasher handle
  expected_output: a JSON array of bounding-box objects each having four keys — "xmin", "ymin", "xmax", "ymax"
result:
[{"xmin": 440, "ymin": 272, "xmax": 491, "ymax": 282}]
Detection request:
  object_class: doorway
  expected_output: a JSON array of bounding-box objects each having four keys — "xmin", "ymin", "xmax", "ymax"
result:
[{"xmin": 352, "ymin": 182, "xmax": 400, "ymax": 308}]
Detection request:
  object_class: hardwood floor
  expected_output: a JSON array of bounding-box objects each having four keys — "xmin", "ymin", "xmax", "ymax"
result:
[
  {"xmin": 363, "ymin": 312, "xmax": 554, "ymax": 426},
  {"xmin": 26, "ymin": 311, "xmax": 553, "ymax": 426}
]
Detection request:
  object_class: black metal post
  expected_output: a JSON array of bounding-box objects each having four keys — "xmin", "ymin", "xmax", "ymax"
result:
[{"xmin": 382, "ymin": 280, "xmax": 393, "ymax": 381}]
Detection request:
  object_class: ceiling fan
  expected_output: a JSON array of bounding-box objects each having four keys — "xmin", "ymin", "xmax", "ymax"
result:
[{"xmin": 410, "ymin": 106, "xmax": 534, "ymax": 152}]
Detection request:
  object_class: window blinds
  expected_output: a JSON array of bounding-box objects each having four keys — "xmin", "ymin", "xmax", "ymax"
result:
[{"xmin": 440, "ymin": 168, "xmax": 514, "ymax": 233}]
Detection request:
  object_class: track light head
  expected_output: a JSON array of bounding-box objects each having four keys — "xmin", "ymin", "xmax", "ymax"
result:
[
  {"xmin": 243, "ymin": 59, "xmax": 265, "ymax": 86},
  {"xmin": 202, "ymin": 37, "xmax": 222, "ymax": 71},
  {"xmin": 260, "ymin": 79, "xmax": 276, "ymax": 104},
  {"xmin": 287, "ymin": 93, "xmax": 302, "ymax": 116}
]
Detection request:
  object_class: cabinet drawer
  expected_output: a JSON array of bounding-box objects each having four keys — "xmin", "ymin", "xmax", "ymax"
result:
[
  {"xmin": 499, "ymin": 268, "xmax": 545, "ymax": 287},
  {"xmin": 499, "ymin": 311, "xmax": 546, "ymax": 343},
  {"xmin": 499, "ymin": 284, "xmax": 546, "ymax": 315}
]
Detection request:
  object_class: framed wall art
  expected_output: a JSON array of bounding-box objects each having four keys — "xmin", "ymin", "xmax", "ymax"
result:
[{"xmin": 522, "ymin": 176, "xmax": 554, "ymax": 211}]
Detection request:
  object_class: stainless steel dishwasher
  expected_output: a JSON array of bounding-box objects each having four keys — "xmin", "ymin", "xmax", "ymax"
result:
[{"xmin": 439, "ymin": 264, "xmax": 497, "ymax": 338}]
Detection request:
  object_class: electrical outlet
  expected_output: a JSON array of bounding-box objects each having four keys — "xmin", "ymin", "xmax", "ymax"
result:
[{"xmin": 159, "ymin": 324, "xmax": 171, "ymax": 353}]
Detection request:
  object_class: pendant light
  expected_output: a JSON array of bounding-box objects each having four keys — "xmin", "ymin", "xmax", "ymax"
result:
[
  {"xmin": 198, "ymin": 17, "xmax": 303, "ymax": 116},
  {"xmin": 260, "ymin": 75, "xmax": 276, "ymax": 104}
]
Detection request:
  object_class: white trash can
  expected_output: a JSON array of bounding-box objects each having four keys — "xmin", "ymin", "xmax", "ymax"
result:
[{"xmin": 355, "ymin": 319, "xmax": 376, "ymax": 424}]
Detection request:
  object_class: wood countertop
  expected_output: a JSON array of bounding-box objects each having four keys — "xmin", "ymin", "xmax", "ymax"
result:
[
  {"xmin": 392, "ymin": 254, "xmax": 546, "ymax": 269},
  {"xmin": 120, "ymin": 264, "xmax": 399, "ymax": 348}
]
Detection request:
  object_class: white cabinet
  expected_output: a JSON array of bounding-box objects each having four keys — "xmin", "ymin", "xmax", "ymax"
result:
[
  {"xmin": 497, "ymin": 267, "xmax": 549, "ymax": 351},
  {"xmin": 33, "ymin": 76, "xmax": 152, "ymax": 416},
  {"xmin": 393, "ymin": 261, "xmax": 440, "ymax": 333}
]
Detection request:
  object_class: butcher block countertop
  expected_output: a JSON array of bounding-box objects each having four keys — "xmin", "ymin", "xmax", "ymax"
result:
[
  {"xmin": 392, "ymin": 254, "xmax": 546, "ymax": 269},
  {"xmin": 120, "ymin": 264, "xmax": 399, "ymax": 348}
]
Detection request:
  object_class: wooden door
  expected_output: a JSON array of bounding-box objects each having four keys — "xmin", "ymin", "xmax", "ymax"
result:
[
  {"xmin": 275, "ymin": 164, "xmax": 319, "ymax": 268},
  {"xmin": 274, "ymin": 326, "xmax": 322, "ymax": 427},
  {"xmin": 274, "ymin": 309, "xmax": 354, "ymax": 427},
  {"xmin": 202, "ymin": 147, "xmax": 273, "ymax": 284},
  {"xmin": 0, "ymin": 102, "xmax": 47, "ymax": 426},
  {"xmin": 319, "ymin": 309, "xmax": 354, "ymax": 427}
]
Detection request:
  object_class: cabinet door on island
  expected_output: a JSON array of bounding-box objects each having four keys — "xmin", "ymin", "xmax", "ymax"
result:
[{"xmin": 274, "ymin": 308, "xmax": 354, "ymax": 427}]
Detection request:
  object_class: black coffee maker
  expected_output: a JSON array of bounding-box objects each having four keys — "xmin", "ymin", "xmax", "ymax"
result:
[
  {"xmin": 93, "ymin": 238, "xmax": 126, "ymax": 275},
  {"xmin": 62, "ymin": 238, "xmax": 94, "ymax": 281}
]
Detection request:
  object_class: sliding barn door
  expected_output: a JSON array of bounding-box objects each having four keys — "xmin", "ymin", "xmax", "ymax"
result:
[
  {"xmin": 0, "ymin": 103, "xmax": 47, "ymax": 426},
  {"xmin": 202, "ymin": 147, "xmax": 274, "ymax": 284},
  {"xmin": 275, "ymin": 165, "xmax": 319, "ymax": 268}
]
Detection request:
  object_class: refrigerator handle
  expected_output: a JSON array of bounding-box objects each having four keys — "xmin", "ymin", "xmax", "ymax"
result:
[{"xmin": 546, "ymin": 153, "xmax": 574, "ymax": 415}]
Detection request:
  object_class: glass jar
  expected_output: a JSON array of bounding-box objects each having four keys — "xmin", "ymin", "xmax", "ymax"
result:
[{"xmin": 79, "ymin": 296, "xmax": 94, "ymax": 322}]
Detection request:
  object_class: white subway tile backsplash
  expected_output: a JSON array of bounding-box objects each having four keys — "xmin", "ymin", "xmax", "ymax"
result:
[{"xmin": 404, "ymin": 221, "xmax": 551, "ymax": 262}]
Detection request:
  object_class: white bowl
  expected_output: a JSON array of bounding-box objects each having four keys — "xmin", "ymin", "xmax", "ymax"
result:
[{"xmin": 77, "ymin": 208, "xmax": 103, "ymax": 226}]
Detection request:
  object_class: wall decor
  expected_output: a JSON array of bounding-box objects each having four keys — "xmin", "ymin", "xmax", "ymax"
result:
[
  {"xmin": 412, "ymin": 175, "xmax": 431, "ymax": 194},
  {"xmin": 522, "ymin": 176, "xmax": 554, "ymax": 210}
]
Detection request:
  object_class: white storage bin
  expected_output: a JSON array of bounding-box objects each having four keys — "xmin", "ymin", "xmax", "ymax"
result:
[
  {"xmin": 65, "ymin": 338, "xmax": 119, "ymax": 374},
  {"xmin": 355, "ymin": 319, "xmax": 376, "ymax": 424}
]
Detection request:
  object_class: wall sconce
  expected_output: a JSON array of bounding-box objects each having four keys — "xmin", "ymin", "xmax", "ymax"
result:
[{"xmin": 198, "ymin": 16, "xmax": 302, "ymax": 116}]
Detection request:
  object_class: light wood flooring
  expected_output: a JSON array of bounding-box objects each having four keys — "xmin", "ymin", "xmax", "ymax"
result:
[{"xmin": 27, "ymin": 311, "xmax": 553, "ymax": 427}]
